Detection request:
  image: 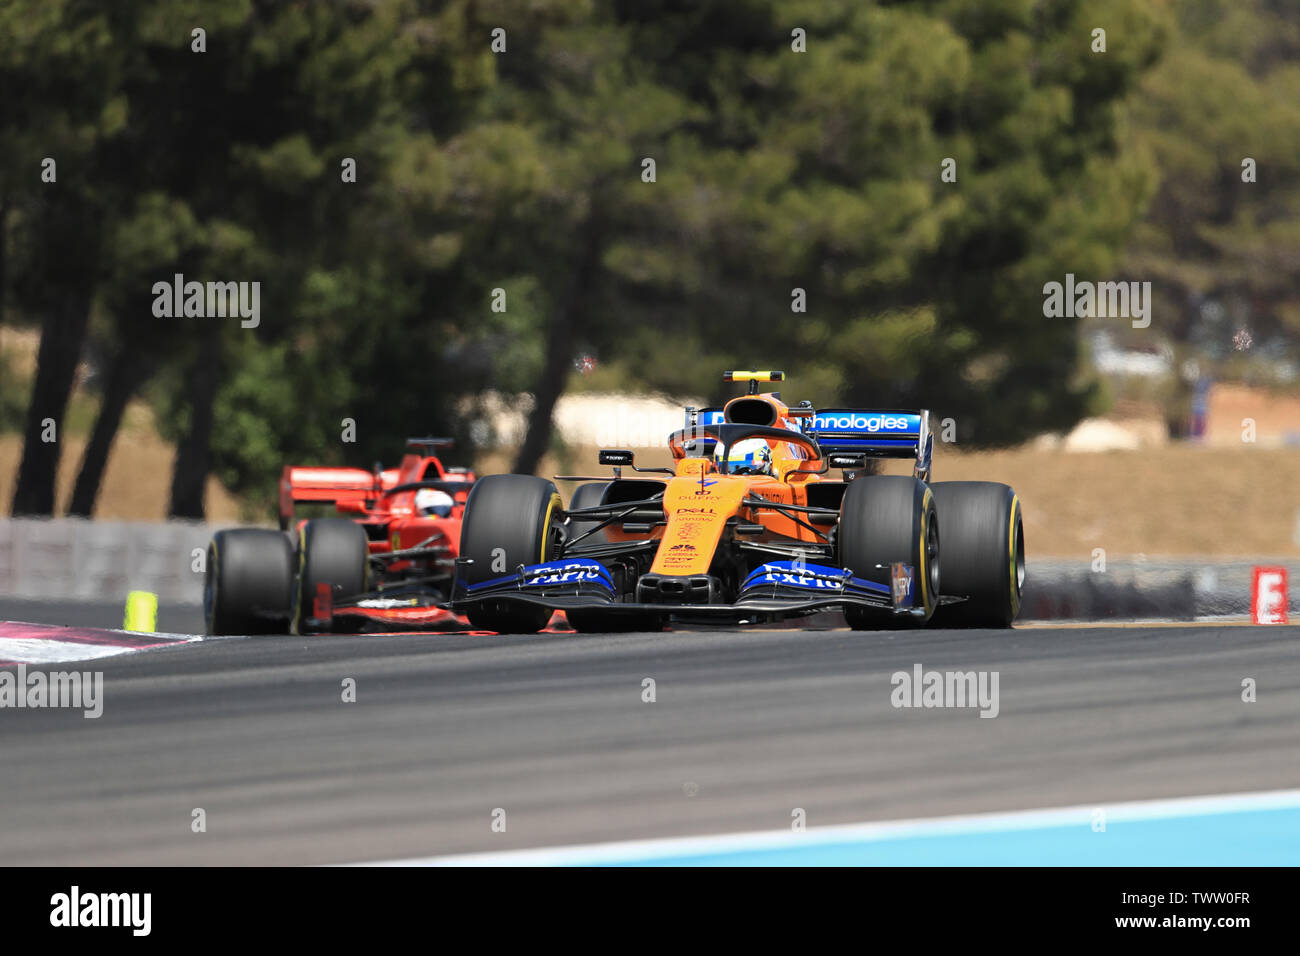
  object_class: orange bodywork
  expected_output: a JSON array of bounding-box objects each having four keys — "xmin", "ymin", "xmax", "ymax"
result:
[{"xmin": 642, "ymin": 391, "xmax": 832, "ymax": 575}]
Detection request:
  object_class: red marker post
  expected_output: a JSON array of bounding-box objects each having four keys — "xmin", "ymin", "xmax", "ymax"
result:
[{"xmin": 1251, "ymin": 567, "xmax": 1289, "ymax": 624}]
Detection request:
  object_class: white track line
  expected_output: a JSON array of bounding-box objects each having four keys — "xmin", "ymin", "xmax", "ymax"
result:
[{"xmin": 359, "ymin": 788, "xmax": 1300, "ymax": 867}]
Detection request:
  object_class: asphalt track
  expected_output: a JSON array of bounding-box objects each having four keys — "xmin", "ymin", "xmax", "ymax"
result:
[{"xmin": 0, "ymin": 613, "xmax": 1297, "ymax": 865}]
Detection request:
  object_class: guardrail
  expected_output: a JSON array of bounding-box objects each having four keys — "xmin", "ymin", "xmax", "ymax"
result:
[
  {"xmin": 0, "ymin": 519, "xmax": 1293, "ymax": 619},
  {"xmin": 1023, "ymin": 558, "xmax": 1299, "ymax": 620},
  {"xmin": 0, "ymin": 518, "xmax": 248, "ymax": 604}
]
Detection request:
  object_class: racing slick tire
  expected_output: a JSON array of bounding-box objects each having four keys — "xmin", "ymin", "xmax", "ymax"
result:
[
  {"xmin": 928, "ymin": 482, "xmax": 1023, "ymax": 628},
  {"xmin": 458, "ymin": 474, "xmax": 563, "ymax": 634},
  {"xmin": 292, "ymin": 518, "xmax": 370, "ymax": 635},
  {"xmin": 838, "ymin": 475, "xmax": 938, "ymax": 629},
  {"xmin": 205, "ymin": 529, "xmax": 294, "ymax": 635}
]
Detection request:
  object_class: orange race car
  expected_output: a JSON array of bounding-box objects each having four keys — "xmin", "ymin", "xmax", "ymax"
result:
[
  {"xmin": 451, "ymin": 371, "xmax": 1025, "ymax": 633},
  {"xmin": 203, "ymin": 438, "xmax": 476, "ymax": 634}
]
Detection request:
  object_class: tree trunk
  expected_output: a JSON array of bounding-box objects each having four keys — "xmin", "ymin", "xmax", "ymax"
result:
[
  {"xmin": 168, "ymin": 330, "xmax": 223, "ymax": 519},
  {"xmin": 512, "ymin": 305, "xmax": 577, "ymax": 476},
  {"xmin": 512, "ymin": 227, "xmax": 600, "ymax": 476},
  {"xmin": 10, "ymin": 285, "xmax": 94, "ymax": 516},
  {"xmin": 0, "ymin": 196, "xmax": 8, "ymax": 324},
  {"xmin": 67, "ymin": 349, "xmax": 150, "ymax": 517},
  {"xmin": 10, "ymin": 197, "xmax": 100, "ymax": 516}
]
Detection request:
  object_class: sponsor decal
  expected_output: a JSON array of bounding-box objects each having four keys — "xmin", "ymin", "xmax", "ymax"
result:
[
  {"xmin": 812, "ymin": 413, "xmax": 916, "ymax": 434},
  {"xmin": 891, "ymin": 562, "xmax": 915, "ymax": 608},
  {"xmin": 669, "ymin": 514, "xmax": 715, "ymax": 542},
  {"xmin": 660, "ymin": 542, "xmax": 702, "ymax": 570},
  {"xmin": 521, "ymin": 561, "xmax": 612, "ymax": 587},
  {"xmin": 745, "ymin": 561, "xmax": 848, "ymax": 591}
]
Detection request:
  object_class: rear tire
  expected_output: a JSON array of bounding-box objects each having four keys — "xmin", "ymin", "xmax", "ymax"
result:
[
  {"xmin": 292, "ymin": 518, "xmax": 369, "ymax": 634},
  {"xmin": 838, "ymin": 475, "xmax": 938, "ymax": 629},
  {"xmin": 458, "ymin": 475, "xmax": 562, "ymax": 633},
  {"xmin": 928, "ymin": 482, "xmax": 1023, "ymax": 628},
  {"xmin": 205, "ymin": 529, "xmax": 294, "ymax": 635}
]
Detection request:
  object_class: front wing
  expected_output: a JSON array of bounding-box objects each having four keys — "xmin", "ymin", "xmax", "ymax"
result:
[{"xmin": 449, "ymin": 558, "xmax": 927, "ymax": 623}]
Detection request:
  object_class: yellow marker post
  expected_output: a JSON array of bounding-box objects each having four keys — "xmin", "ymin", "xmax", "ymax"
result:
[{"xmin": 124, "ymin": 590, "xmax": 158, "ymax": 633}]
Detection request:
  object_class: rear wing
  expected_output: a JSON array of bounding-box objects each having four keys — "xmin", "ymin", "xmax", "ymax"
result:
[
  {"xmin": 808, "ymin": 409, "xmax": 932, "ymax": 481},
  {"xmin": 279, "ymin": 466, "xmax": 382, "ymax": 529},
  {"xmin": 682, "ymin": 404, "xmax": 933, "ymax": 480}
]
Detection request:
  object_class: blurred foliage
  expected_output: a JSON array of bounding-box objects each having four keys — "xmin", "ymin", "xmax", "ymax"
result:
[
  {"xmin": 0, "ymin": 0, "xmax": 1294, "ymax": 515},
  {"xmin": 1126, "ymin": 0, "xmax": 1300, "ymax": 348}
]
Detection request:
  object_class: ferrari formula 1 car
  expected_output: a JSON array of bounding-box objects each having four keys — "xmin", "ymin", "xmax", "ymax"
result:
[
  {"xmin": 450, "ymin": 371, "xmax": 1024, "ymax": 633},
  {"xmin": 203, "ymin": 438, "xmax": 476, "ymax": 634}
]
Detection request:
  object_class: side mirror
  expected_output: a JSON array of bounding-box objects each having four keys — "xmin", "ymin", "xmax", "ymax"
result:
[
  {"xmin": 336, "ymin": 499, "xmax": 368, "ymax": 515},
  {"xmin": 598, "ymin": 449, "xmax": 635, "ymax": 467},
  {"xmin": 828, "ymin": 453, "xmax": 866, "ymax": 470}
]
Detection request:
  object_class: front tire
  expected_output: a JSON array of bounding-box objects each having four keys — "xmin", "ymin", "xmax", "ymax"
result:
[
  {"xmin": 205, "ymin": 529, "xmax": 294, "ymax": 635},
  {"xmin": 458, "ymin": 475, "xmax": 562, "ymax": 633},
  {"xmin": 928, "ymin": 482, "xmax": 1024, "ymax": 628},
  {"xmin": 292, "ymin": 518, "xmax": 369, "ymax": 634},
  {"xmin": 838, "ymin": 475, "xmax": 938, "ymax": 629}
]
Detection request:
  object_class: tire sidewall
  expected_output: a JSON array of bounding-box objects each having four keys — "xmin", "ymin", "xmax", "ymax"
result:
[
  {"xmin": 838, "ymin": 476, "xmax": 937, "ymax": 623},
  {"xmin": 929, "ymin": 481, "xmax": 1023, "ymax": 627},
  {"xmin": 458, "ymin": 475, "xmax": 562, "ymax": 632},
  {"xmin": 206, "ymin": 529, "xmax": 294, "ymax": 635},
  {"xmin": 292, "ymin": 519, "xmax": 369, "ymax": 634}
]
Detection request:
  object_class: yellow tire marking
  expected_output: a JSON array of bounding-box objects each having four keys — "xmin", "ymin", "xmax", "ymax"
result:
[
  {"xmin": 920, "ymin": 487, "xmax": 934, "ymax": 615},
  {"xmin": 1008, "ymin": 494, "xmax": 1021, "ymax": 618},
  {"xmin": 540, "ymin": 493, "xmax": 561, "ymax": 562}
]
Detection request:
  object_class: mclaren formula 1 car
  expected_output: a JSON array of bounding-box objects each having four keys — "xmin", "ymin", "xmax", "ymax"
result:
[
  {"xmin": 204, "ymin": 438, "xmax": 476, "ymax": 634},
  {"xmin": 451, "ymin": 371, "xmax": 1024, "ymax": 633}
]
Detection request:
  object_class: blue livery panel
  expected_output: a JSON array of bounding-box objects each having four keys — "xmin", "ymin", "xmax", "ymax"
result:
[
  {"xmin": 466, "ymin": 559, "xmax": 616, "ymax": 594},
  {"xmin": 737, "ymin": 560, "xmax": 913, "ymax": 609}
]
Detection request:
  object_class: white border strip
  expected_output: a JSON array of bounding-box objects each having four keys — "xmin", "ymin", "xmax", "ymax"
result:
[
  {"xmin": 0, "ymin": 624, "xmax": 200, "ymax": 665},
  {"xmin": 361, "ymin": 788, "xmax": 1300, "ymax": 867}
]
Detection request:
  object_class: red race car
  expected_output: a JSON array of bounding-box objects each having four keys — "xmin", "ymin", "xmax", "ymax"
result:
[{"xmin": 204, "ymin": 438, "xmax": 475, "ymax": 634}]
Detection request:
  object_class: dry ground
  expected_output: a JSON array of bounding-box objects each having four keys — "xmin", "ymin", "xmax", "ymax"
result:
[
  {"xmin": 491, "ymin": 441, "xmax": 1300, "ymax": 559},
  {"xmin": 0, "ymin": 400, "xmax": 243, "ymax": 523},
  {"xmin": 923, "ymin": 443, "xmax": 1300, "ymax": 558},
  {"xmin": 2, "ymin": 421, "xmax": 1297, "ymax": 557}
]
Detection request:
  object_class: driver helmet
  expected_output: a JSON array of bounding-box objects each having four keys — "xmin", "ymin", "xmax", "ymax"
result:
[
  {"xmin": 414, "ymin": 488, "xmax": 455, "ymax": 517},
  {"xmin": 717, "ymin": 438, "xmax": 774, "ymax": 476}
]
